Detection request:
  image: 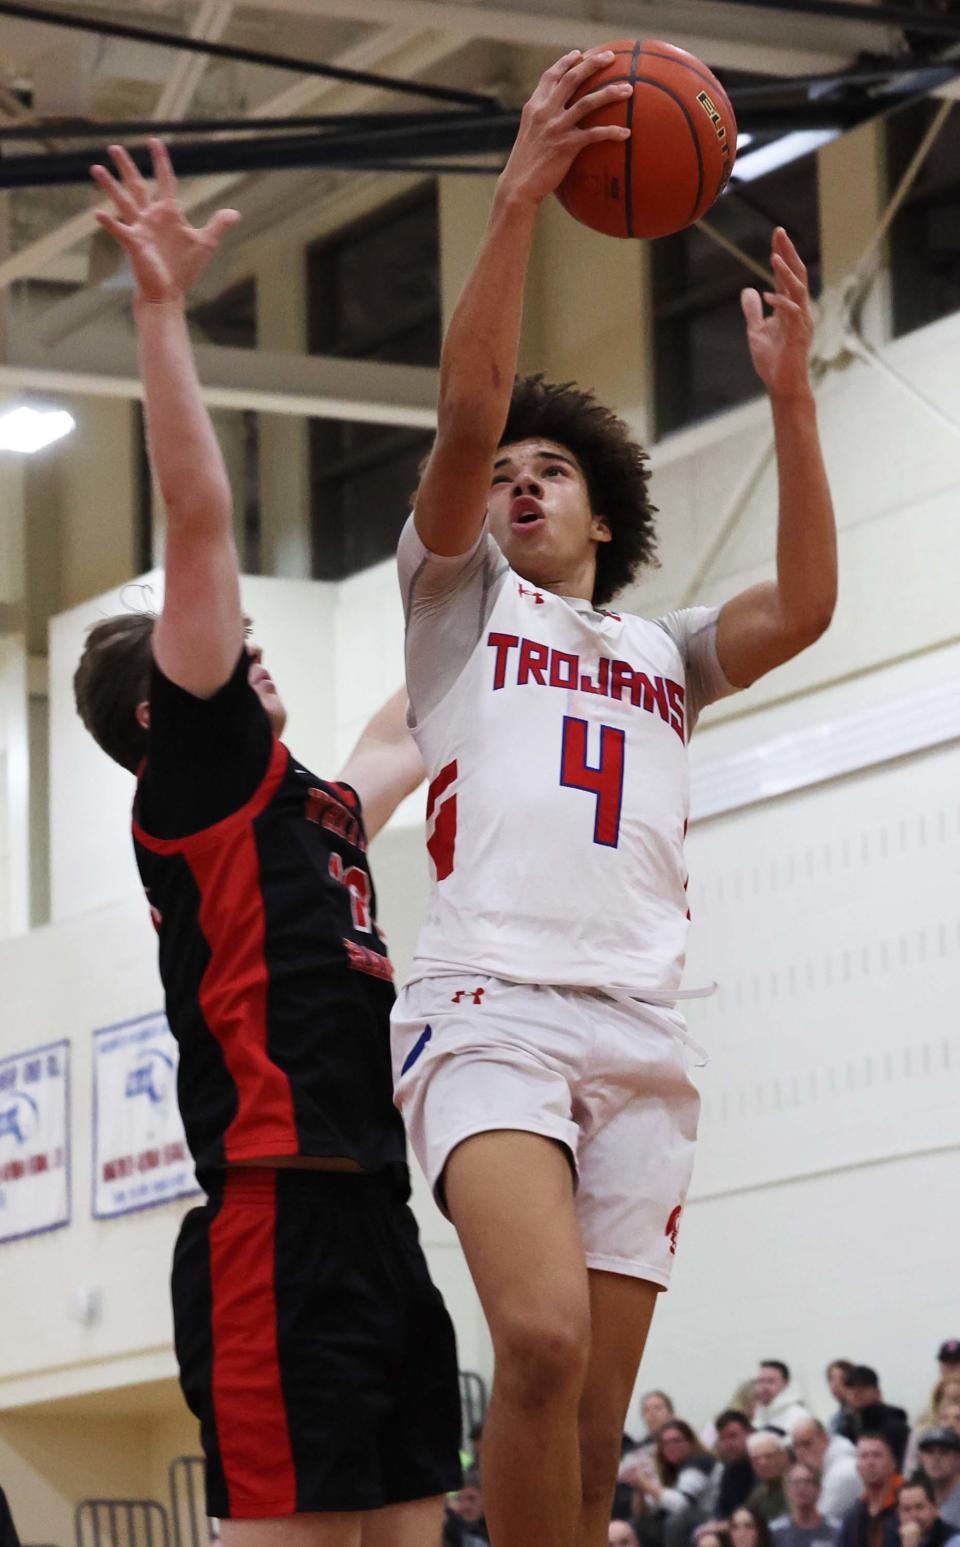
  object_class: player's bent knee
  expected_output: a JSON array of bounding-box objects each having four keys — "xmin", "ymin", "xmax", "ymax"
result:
[{"xmin": 494, "ymin": 1312, "xmax": 589, "ymax": 1408}]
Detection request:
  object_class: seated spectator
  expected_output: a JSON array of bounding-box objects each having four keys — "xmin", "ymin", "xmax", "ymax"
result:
[
  {"xmin": 611, "ymin": 1524, "xmax": 642, "ymax": 1547},
  {"xmin": 696, "ymin": 1526, "xmax": 733, "ymax": 1547},
  {"xmin": 898, "ymin": 1476, "xmax": 960, "ymax": 1547},
  {"xmin": 443, "ymin": 1469, "xmax": 489, "ymax": 1547},
  {"xmin": 917, "ymin": 1428, "xmax": 960, "ymax": 1530},
  {"xmin": 793, "ymin": 1417, "xmax": 862, "ymax": 1520},
  {"xmin": 640, "ymin": 1393, "xmax": 678, "ymax": 1448},
  {"xmin": 939, "ymin": 1346, "xmax": 960, "ymax": 1383},
  {"xmin": 939, "ymin": 1402, "xmax": 960, "ymax": 1439},
  {"xmin": 628, "ymin": 1419, "xmax": 717, "ymax": 1547},
  {"xmin": 748, "ymin": 1432, "xmax": 792, "ymax": 1523},
  {"xmin": 772, "ymin": 1462, "xmax": 840, "ymax": 1547},
  {"xmin": 836, "ymin": 1368, "xmax": 910, "ymax": 1469},
  {"xmin": 731, "ymin": 1504, "xmax": 774, "ymax": 1547},
  {"xmin": 708, "ymin": 1411, "xmax": 758, "ymax": 1520},
  {"xmin": 754, "ymin": 1363, "xmax": 810, "ymax": 1437},
  {"xmin": 827, "ymin": 1363, "xmax": 857, "ymax": 1438},
  {"xmin": 906, "ymin": 1383, "xmax": 960, "ymax": 1477},
  {"xmin": 837, "ymin": 1433, "xmax": 902, "ymax": 1547}
]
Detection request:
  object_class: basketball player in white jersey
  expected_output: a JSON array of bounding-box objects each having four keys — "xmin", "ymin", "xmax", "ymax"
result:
[{"xmin": 392, "ymin": 50, "xmax": 837, "ymax": 1547}]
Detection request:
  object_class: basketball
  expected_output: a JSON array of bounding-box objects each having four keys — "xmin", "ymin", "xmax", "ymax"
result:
[{"xmin": 557, "ymin": 39, "xmax": 738, "ymax": 240}]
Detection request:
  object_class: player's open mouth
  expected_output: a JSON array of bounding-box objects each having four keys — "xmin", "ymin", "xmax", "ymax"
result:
[{"xmin": 510, "ymin": 496, "xmax": 545, "ymax": 532}]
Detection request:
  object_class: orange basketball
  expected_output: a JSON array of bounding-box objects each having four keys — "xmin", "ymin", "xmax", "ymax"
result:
[{"xmin": 557, "ymin": 39, "xmax": 738, "ymax": 240}]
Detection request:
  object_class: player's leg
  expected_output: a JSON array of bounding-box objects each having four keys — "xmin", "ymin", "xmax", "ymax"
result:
[
  {"xmin": 572, "ymin": 997, "xmax": 702, "ymax": 1547},
  {"xmin": 221, "ymin": 1517, "xmax": 361, "ymax": 1547},
  {"xmin": 445, "ymin": 1129, "xmax": 591, "ymax": 1547},
  {"xmin": 360, "ymin": 1497, "xmax": 446, "ymax": 1547},
  {"xmin": 576, "ymin": 1271, "xmax": 659, "ymax": 1547}
]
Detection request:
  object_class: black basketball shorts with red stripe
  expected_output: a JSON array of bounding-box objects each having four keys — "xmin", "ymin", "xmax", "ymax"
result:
[{"xmin": 171, "ymin": 1168, "xmax": 463, "ymax": 1519}]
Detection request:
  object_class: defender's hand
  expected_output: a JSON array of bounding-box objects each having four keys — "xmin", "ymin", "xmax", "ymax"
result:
[
  {"xmin": 91, "ymin": 138, "xmax": 240, "ymax": 304},
  {"xmin": 741, "ymin": 227, "xmax": 815, "ymax": 402},
  {"xmin": 499, "ymin": 50, "xmax": 633, "ymax": 208}
]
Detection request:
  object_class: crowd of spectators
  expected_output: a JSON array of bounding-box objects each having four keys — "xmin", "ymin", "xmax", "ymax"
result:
[
  {"xmin": 595, "ymin": 1342, "xmax": 960, "ymax": 1547},
  {"xmin": 442, "ymin": 1341, "xmax": 960, "ymax": 1545}
]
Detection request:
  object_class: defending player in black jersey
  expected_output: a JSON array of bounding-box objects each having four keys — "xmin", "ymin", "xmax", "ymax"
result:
[{"xmin": 73, "ymin": 140, "xmax": 461, "ymax": 1547}]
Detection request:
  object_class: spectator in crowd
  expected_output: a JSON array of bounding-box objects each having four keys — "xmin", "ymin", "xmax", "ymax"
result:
[
  {"xmin": 0, "ymin": 1487, "xmax": 19, "ymax": 1547},
  {"xmin": 640, "ymin": 1393, "xmax": 678, "ymax": 1447},
  {"xmin": 627, "ymin": 1420, "xmax": 717, "ymax": 1547},
  {"xmin": 939, "ymin": 1346, "xmax": 960, "ymax": 1382},
  {"xmin": 748, "ymin": 1432, "xmax": 792, "ymax": 1523},
  {"xmin": 793, "ymin": 1417, "xmax": 862, "ymax": 1520},
  {"xmin": 731, "ymin": 1504, "xmax": 774, "ymax": 1547},
  {"xmin": 898, "ymin": 1476, "xmax": 960, "ymax": 1547},
  {"xmin": 838, "ymin": 1433, "xmax": 901, "ymax": 1547},
  {"xmin": 939, "ymin": 1403, "xmax": 960, "ymax": 1438},
  {"xmin": 610, "ymin": 1525, "xmax": 642, "ymax": 1547},
  {"xmin": 707, "ymin": 1411, "xmax": 758, "ymax": 1520},
  {"xmin": 443, "ymin": 1469, "xmax": 489, "ymax": 1546},
  {"xmin": 772, "ymin": 1462, "xmax": 840, "ymax": 1547},
  {"xmin": 696, "ymin": 1527, "xmax": 733, "ymax": 1547},
  {"xmin": 917, "ymin": 1428, "xmax": 960, "ymax": 1530},
  {"xmin": 827, "ymin": 1363, "xmax": 857, "ymax": 1437},
  {"xmin": 754, "ymin": 1363, "xmax": 810, "ymax": 1437},
  {"xmin": 906, "ymin": 1383, "xmax": 960, "ymax": 1477},
  {"xmin": 836, "ymin": 1368, "xmax": 910, "ymax": 1468}
]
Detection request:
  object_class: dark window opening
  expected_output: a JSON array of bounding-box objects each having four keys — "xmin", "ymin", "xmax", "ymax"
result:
[
  {"xmin": 652, "ymin": 154, "xmax": 822, "ymax": 437},
  {"xmin": 307, "ymin": 186, "xmax": 439, "ymax": 580},
  {"xmin": 888, "ymin": 98, "xmax": 960, "ymax": 338}
]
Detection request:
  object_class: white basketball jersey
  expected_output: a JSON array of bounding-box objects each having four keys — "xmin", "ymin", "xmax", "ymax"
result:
[{"xmin": 399, "ymin": 519, "xmax": 735, "ymax": 998}]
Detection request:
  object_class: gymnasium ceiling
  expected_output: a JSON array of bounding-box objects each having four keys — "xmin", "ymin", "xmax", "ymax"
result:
[{"xmin": 1, "ymin": 0, "xmax": 960, "ymax": 366}]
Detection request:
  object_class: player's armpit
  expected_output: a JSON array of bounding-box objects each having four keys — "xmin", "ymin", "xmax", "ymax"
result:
[{"xmin": 715, "ymin": 580, "xmax": 831, "ymax": 689}]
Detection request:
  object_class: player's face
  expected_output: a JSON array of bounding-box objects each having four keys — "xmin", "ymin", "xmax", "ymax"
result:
[
  {"xmin": 488, "ymin": 439, "xmax": 611, "ymax": 595},
  {"xmin": 247, "ymin": 644, "xmax": 287, "ymax": 736}
]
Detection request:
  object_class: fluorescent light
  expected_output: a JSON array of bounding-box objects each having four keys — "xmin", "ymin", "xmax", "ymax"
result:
[
  {"xmin": 0, "ymin": 405, "xmax": 76, "ymax": 454},
  {"xmin": 732, "ymin": 129, "xmax": 839, "ymax": 184},
  {"xmin": 737, "ymin": 132, "xmax": 754, "ymax": 151}
]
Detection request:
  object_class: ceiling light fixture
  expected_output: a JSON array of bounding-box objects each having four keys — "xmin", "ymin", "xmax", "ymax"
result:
[
  {"xmin": 0, "ymin": 405, "xmax": 76, "ymax": 454},
  {"xmin": 732, "ymin": 128, "xmax": 839, "ymax": 183}
]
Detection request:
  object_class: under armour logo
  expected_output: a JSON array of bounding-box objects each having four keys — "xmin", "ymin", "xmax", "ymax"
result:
[
  {"xmin": 518, "ymin": 584, "xmax": 545, "ymax": 605},
  {"xmin": 451, "ymin": 987, "xmax": 486, "ymax": 1006},
  {"xmin": 665, "ymin": 1204, "xmax": 683, "ymax": 1256}
]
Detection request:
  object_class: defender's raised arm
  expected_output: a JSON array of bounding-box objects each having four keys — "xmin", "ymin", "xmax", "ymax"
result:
[
  {"xmin": 414, "ymin": 52, "xmax": 632, "ymax": 558},
  {"xmin": 92, "ymin": 139, "xmax": 242, "ymax": 699}
]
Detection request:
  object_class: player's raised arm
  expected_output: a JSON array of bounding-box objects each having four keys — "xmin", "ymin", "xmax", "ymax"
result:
[
  {"xmin": 414, "ymin": 51, "xmax": 633, "ymax": 558},
  {"xmin": 716, "ymin": 227, "xmax": 838, "ymax": 688},
  {"xmin": 337, "ymin": 688, "xmax": 424, "ymax": 842},
  {"xmin": 91, "ymin": 139, "xmax": 242, "ymax": 697}
]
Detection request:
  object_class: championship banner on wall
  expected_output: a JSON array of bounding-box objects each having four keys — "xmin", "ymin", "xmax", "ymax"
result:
[
  {"xmin": 0, "ymin": 1040, "xmax": 70, "ymax": 1246},
  {"xmin": 93, "ymin": 1012, "xmax": 201, "ymax": 1219}
]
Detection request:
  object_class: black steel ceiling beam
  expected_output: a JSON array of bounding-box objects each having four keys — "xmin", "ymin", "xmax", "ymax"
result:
[
  {"xmin": 0, "ymin": 0, "xmax": 497, "ymax": 110},
  {"xmin": 0, "ymin": 110, "xmax": 459, "ymax": 142},
  {"xmin": 0, "ymin": 115, "xmax": 519, "ymax": 189},
  {"xmin": 697, "ymin": 0, "xmax": 960, "ymax": 40},
  {"xmin": 727, "ymin": 55, "xmax": 959, "ymax": 100}
]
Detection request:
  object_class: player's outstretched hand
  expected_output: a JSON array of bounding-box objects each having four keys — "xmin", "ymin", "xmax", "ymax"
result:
[
  {"xmin": 741, "ymin": 227, "xmax": 815, "ymax": 402},
  {"xmin": 91, "ymin": 137, "xmax": 240, "ymax": 304},
  {"xmin": 500, "ymin": 50, "xmax": 632, "ymax": 208}
]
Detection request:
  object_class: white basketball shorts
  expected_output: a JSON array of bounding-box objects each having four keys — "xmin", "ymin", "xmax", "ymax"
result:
[{"xmin": 390, "ymin": 974, "xmax": 702, "ymax": 1289}]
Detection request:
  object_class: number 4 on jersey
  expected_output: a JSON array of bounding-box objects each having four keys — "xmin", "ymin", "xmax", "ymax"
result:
[{"xmin": 559, "ymin": 716, "xmax": 625, "ymax": 848}]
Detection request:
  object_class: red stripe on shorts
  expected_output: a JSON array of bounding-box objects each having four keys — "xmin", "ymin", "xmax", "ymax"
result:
[{"xmin": 210, "ymin": 1169, "xmax": 296, "ymax": 1516}]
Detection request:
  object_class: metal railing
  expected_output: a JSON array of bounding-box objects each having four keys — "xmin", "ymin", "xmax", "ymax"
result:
[
  {"xmin": 459, "ymin": 1369, "xmax": 488, "ymax": 1441},
  {"xmin": 75, "ymin": 1501, "xmax": 170, "ymax": 1547},
  {"xmin": 168, "ymin": 1459, "xmax": 217, "ymax": 1547}
]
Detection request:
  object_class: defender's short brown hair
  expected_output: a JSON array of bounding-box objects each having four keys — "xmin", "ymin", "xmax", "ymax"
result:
[{"xmin": 73, "ymin": 612, "xmax": 156, "ymax": 772}]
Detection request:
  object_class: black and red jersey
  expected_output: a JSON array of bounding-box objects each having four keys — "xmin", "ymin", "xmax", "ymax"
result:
[{"xmin": 132, "ymin": 651, "xmax": 409, "ymax": 1194}]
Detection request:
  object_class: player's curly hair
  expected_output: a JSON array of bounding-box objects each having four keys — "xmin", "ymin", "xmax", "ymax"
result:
[
  {"xmin": 74, "ymin": 611, "xmax": 156, "ymax": 773},
  {"xmin": 499, "ymin": 375, "xmax": 658, "ymax": 607}
]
